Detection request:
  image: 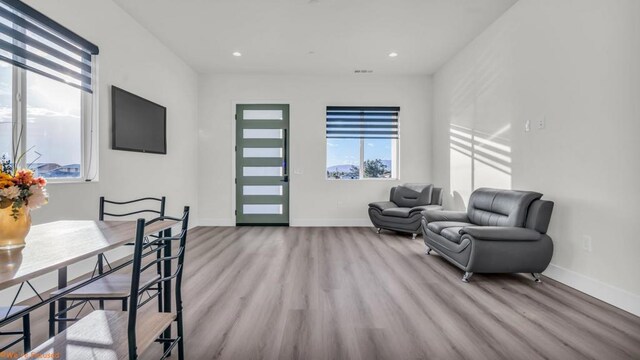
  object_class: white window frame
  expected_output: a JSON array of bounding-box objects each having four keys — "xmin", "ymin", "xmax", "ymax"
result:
[{"xmin": 8, "ymin": 64, "xmax": 99, "ymax": 183}]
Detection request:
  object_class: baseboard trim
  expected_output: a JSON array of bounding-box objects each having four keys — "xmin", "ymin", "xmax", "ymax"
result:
[
  {"xmin": 197, "ymin": 218, "xmax": 373, "ymax": 227},
  {"xmin": 198, "ymin": 218, "xmax": 235, "ymax": 227},
  {"xmin": 290, "ymin": 218, "xmax": 372, "ymax": 227},
  {"xmin": 544, "ymin": 263, "xmax": 640, "ymax": 317}
]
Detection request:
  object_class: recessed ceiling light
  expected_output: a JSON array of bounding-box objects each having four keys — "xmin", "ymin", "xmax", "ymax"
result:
[
  {"xmin": 232, "ymin": 52, "xmax": 242, "ymax": 57},
  {"xmin": 388, "ymin": 52, "xmax": 398, "ymax": 57}
]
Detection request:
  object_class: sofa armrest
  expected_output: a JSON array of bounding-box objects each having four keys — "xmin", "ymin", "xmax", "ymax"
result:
[
  {"xmin": 422, "ymin": 210, "xmax": 469, "ymax": 223},
  {"xmin": 409, "ymin": 205, "xmax": 442, "ymax": 214},
  {"xmin": 368, "ymin": 201, "xmax": 397, "ymax": 211},
  {"xmin": 459, "ymin": 226, "xmax": 542, "ymax": 241}
]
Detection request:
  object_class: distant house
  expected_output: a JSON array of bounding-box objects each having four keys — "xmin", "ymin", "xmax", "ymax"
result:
[
  {"xmin": 47, "ymin": 164, "xmax": 81, "ymax": 178},
  {"xmin": 30, "ymin": 163, "xmax": 61, "ymax": 177}
]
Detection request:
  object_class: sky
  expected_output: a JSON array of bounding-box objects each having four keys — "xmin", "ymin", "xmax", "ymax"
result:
[
  {"xmin": 326, "ymin": 138, "xmax": 394, "ymax": 168},
  {"xmin": 0, "ymin": 61, "xmax": 81, "ymax": 167}
]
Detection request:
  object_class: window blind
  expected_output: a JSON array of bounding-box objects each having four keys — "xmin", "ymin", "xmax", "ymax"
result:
[
  {"xmin": 0, "ymin": 0, "xmax": 98, "ymax": 93},
  {"xmin": 326, "ymin": 106, "xmax": 399, "ymax": 139}
]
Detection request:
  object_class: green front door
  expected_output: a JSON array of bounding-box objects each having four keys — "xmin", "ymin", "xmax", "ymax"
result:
[{"xmin": 235, "ymin": 104, "xmax": 290, "ymax": 225}]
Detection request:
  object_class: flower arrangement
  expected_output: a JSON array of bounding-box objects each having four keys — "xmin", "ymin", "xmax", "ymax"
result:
[{"xmin": 0, "ymin": 154, "xmax": 48, "ymax": 220}]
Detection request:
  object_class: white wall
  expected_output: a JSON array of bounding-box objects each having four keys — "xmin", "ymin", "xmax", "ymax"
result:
[
  {"xmin": 25, "ymin": 0, "xmax": 199, "ymax": 225},
  {"xmin": 198, "ymin": 74, "xmax": 432, "ymax": 226},
  {"xmin": 432, "ymin": 0, "xmax": 640, "ymax": 314},
  {"xmin": 0, "ymin": 0, "xmax": 199, "ymax": 304}
]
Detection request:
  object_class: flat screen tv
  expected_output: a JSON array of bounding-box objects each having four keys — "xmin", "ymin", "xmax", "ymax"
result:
[{"xmin": 112, "ymin": 86, "xmax": 167, "ymax": 154}]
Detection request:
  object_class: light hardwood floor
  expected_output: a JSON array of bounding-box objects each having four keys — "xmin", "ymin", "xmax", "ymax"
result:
[{"xmin": 9, "ymin": 226, "xmax": 640, "ymax": 359}]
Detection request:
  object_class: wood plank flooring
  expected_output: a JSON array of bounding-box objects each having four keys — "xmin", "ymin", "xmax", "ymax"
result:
[{"xmin": 7, "ymin": 226, "xmax": 640, "ymax": 359}]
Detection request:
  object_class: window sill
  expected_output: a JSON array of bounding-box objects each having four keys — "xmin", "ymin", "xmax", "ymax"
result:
[
  {"xmin": 45, "ymin": 178, "xmax": 98, "ymax": 185},
  {"xmin": 326, "ymin": 178, "xmax": 399, "ymax": 181}
]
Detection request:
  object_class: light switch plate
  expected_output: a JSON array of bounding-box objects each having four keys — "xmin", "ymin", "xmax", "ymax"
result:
[
  {"xmin": 293, "ymin": 168, "xmax": 304, "ymax": 175},
  {"xmin": 525, "ymin": 120, "xmax": 531, "ymax": 132}
]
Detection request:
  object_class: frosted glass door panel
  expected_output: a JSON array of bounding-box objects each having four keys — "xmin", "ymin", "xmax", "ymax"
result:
[
  {"xmin": 243, "ymin": 167, "xmax": 283, "ymax": 177},
  {"xmin": 243, "ymin": 109, "xmax": 283, "ymax": 120},
  {"xmin": 243, "ymin": 129, "xmax": 282, "ymax": 139},
  {"xmin": 243, "ymin": 148, "xmax": 283, "ymax": 158},
  {"xmin": 236, "ymin": 104, "xmax": 289, "ymax": 224},
  {"xmin": 243, "ymin": 186, "xmax": 283, "ymax": 196},
  {"xmin": 243, "ymin": 204, "xmax": 283, "ymax": 214}
]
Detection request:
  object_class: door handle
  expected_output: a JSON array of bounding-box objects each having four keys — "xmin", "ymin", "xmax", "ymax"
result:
[{"xmin": 283, "ymin": 128, "xmax": 288, "ymax": 178}]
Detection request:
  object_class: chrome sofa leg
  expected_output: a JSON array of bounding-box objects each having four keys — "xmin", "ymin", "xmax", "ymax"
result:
[
  {"xmin": 376, "ymin": 228, "xmax": 382, "ymax": 234},
  {"xmin": 412, "ymin": 233, "xmax": 417, "ymax": 240},
  {"xmin": 462, "ymin": 272, "xmax": 473, "ymax": 283},
  {"xmin": 424, "ymin": 245, "xmax": 431, "ymax": 255},
  {"xmin": 531, "ymin": 273, "xmax": 542, "ymax": 283}
]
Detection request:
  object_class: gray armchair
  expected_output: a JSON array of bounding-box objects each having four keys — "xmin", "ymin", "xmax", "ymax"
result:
[
  {"xmin": 421, "ymin": 188, "xmax": 554, "ymax": 283},
  {"xmin": 369, "ymin": 184, "xmax": 443, "ymax": 239}
]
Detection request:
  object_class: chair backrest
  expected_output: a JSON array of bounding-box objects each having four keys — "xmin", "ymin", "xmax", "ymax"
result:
[
  {"xmin": 99, "ymin": 196, "xmax": 166, "ymax": 221},
  {"xmin": 127, "ymin": 206, "xmax": 190, "ymax": 359},
  {"xmin": 390, "ymin": 183, "xmax": 433, "ymax": 207},
  {"xmin": 467, "ymin": 188, "xmax": 542, "ymax": 227}
]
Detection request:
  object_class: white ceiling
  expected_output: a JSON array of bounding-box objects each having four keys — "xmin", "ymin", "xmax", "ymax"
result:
[{"xmin": 113, "ymin": 0, "xmax": 517, "ymax": 75}]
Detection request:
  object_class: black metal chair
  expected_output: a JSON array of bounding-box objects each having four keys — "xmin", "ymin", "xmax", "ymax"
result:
[
  {"xmin": 28, "ymin": 206, "xmax": 190, "ymax": 359},
  {"xmin": 0, "ymin": 307, "xmax": 30, "ymax": 354},
  {"xmin": 100, "ymin": 196, "xmax": 167, "ymax": 249},
  {"xmin": 99, "ymin": 196, "xmax": 166, "ymax": 222},
  {"xmin": 48, "ymin": 196, "xmax": 166, "ymax": 335}
]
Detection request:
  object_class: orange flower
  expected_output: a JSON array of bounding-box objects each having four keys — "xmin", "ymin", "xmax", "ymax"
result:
[
  {"xmin": 0, "ymin": 173, "xmax": 14, "ymax": 188},
  {"xmin": 14, "ymin": 169, "xmax": 34, "ymax": 186},
  {"xmin": 35, "ymin": 177, "xmax": 47, "ymax": 187}
]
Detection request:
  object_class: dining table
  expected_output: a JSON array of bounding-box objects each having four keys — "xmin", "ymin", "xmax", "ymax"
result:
[{"xmin": 0, "ymin": 219, "xmax": 176, "ymax": 335}]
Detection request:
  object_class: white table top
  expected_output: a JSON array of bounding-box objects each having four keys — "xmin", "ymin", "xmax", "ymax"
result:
[{"xmin": 0, "ymin": 220, "xmax": 176, "ymax": 291}]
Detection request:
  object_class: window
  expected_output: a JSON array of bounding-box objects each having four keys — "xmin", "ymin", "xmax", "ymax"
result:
[
  {"xmin": 326, "ymin": 106, "xmax": 399, "ymax": 180},
  {"xmin": 0, "ymin": 0, "xmax": 99, "ymax": 180},
  {"xmin": 26, "ymin": 71, "xmax": 83, "ymax": 178},
  {"xmin": 0, "ymin": 62, "xmax": 11, "ymax": 159}
]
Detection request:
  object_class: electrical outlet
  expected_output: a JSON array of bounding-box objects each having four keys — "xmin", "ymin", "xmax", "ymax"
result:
[
  {"xmin": 537, "ymin": 116, "xmax": 546, "ymax": 130},
  {"xmin": 337, "ymin": 200, "xmax": 344, "ymax": 208},
  {"xmin": 582, "ymin": 235, "xmax": 593, "ymax": 252},
  {"xmin": 525, "ymin": 120, "xmax": 531, "ymax": 132}
]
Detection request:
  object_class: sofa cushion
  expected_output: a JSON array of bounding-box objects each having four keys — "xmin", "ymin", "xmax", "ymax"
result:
[
  {"xmin": 423, "ymin": 211, "xmax": 469, "ymax": 223},
  {"xmin": 440, "ymin": 227, "xmax": 464, "ymax": 244},
  {"xmin": 467, "ymin": 188, "xmax": 542, "ymax": 227},
  {"xmin": 381, "ymin": 207, "xmax": 413, "ymax": 218},
  {"xmin": 459, "ymin": 226, "xmax": 542, "ymax": 241},
  {"xmin": 391, "ymin": 184, "xmax": 433, "ymax": 208},
  {"xmin": 426, "ymin": 221, "xmax": 474, "ymax": 235}
]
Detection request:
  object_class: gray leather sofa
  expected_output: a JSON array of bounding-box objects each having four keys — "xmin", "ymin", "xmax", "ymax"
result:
[
  {"xmin": 369, "ymin": 184, "xmax": 443, "ymax": 239},
  {"xmin": 421, "ymin": 188, "xmax": 554, "ymax": 283}
]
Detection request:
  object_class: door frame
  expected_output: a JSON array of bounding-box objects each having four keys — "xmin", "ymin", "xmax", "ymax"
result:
[{"xmin": 231, "ymin": 100, "xmax": 291, "ymax": 225}]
